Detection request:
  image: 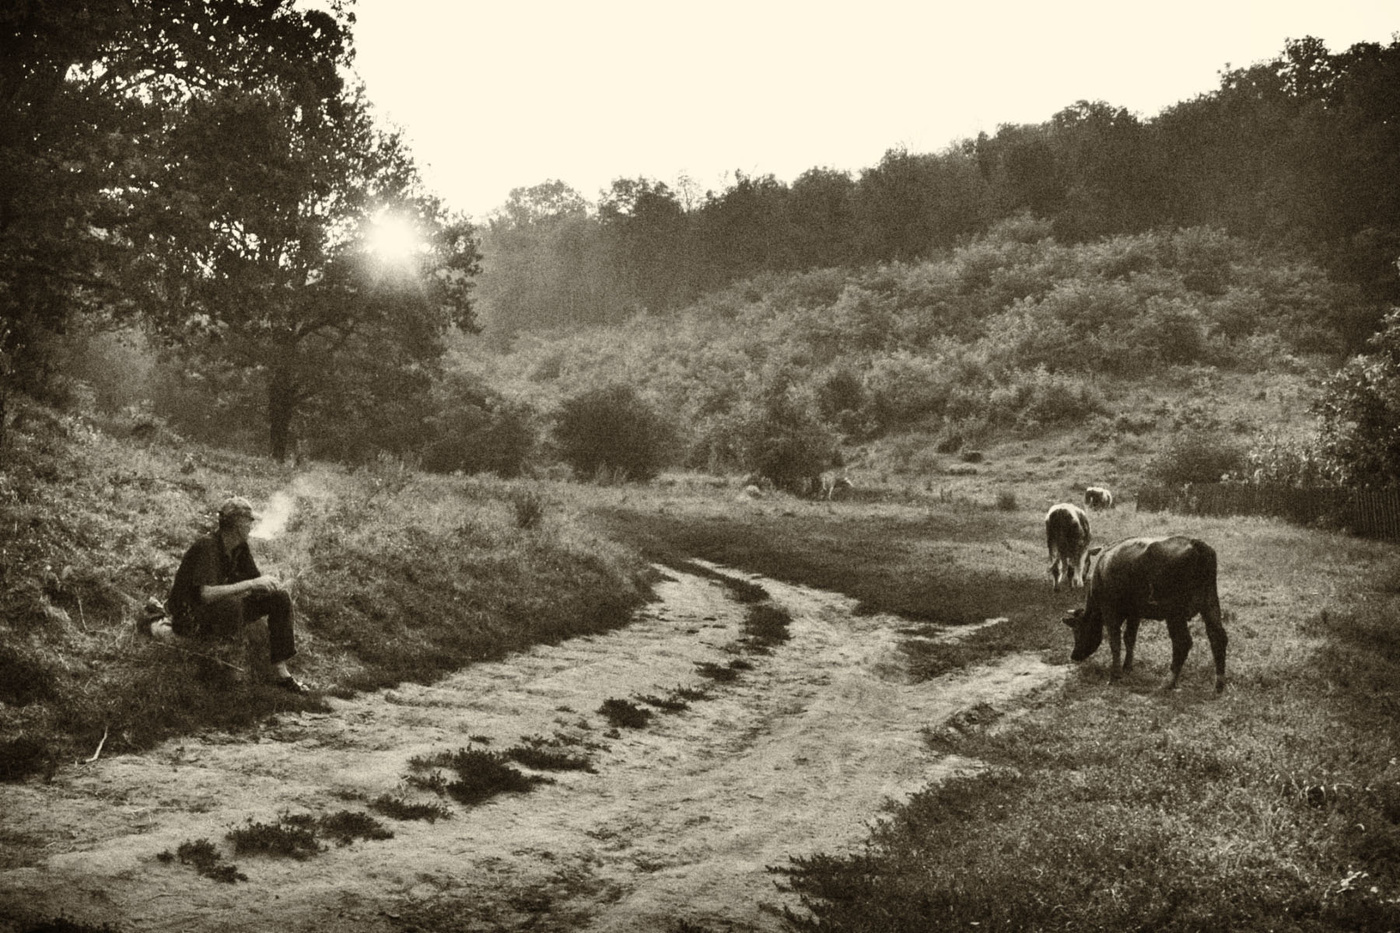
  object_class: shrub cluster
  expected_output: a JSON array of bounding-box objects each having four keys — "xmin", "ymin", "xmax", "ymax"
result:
[
  {"xmin": 550, "ymin": 383, "xmax": 675, "ymax": 482},
  {"xmin": 1147, "ymin": 428, "xmax": 1251, "ymax": 485}
]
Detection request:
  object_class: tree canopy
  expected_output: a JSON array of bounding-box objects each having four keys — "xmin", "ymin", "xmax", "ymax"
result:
[{"xmin": 1, "ymin": 1, "xmax": 481, "ymax": 460}]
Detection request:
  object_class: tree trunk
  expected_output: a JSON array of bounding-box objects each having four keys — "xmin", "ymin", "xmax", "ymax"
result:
[{"xmin": 267, "ymin": 368, "xmax": 297, "ymax": 462}]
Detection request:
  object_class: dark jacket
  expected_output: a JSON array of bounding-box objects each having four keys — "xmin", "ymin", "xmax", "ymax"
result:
[{"xmin": 167, "ymin": 531, "xmax": 260, "ymax": 626}]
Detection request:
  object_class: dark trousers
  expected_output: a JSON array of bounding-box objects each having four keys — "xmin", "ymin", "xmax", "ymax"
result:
[{"xmin": 177, "ymin": 591, "xmax": 296, "ymax": 665}]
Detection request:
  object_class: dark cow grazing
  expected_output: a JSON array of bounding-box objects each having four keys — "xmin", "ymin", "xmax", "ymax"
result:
[
  {"xmin": 1062, "ymin": 535, "xmax": 1227, "ymax": 692},
  {"xmin": 1045, "ymin": 503, "xmax": 1091, "ymax": 591},
  {"xmin": 819, "ymin": 471, "xmax": 854, "ymax": 500},
  {"xmin": 1084, "ymin": 486, "xmax": 1114, "ymax": 510}
]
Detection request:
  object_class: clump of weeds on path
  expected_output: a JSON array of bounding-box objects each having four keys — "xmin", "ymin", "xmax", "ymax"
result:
[
  {"xmin": 318, "ymin": 810, "xmax": 395, "ymax": 846},
  {"xmin": 157, "ymin": 838, "xmax": 247, "ymax": 884},
  {"xmin": 227, "ymin": 814, "xmax": 324, "ymax": 860},
  {"xmin": 408, "ymin": 746, "xmax": 552, "ymax": 806},
  {"xmin": 739, "ymin": 602, "xmax": 792, "ymax": 652},
  {"xmin": 598, "ymin": 698, "xmax": 652, "ymax": 729},
  {"xmin": 694, "ymin": 659, "xmax": 751, "ymax": 683},
  {"xmin": 505, "ymin": 734, "xmax": 597, "ymax": 772},
  {"xmin": 370, "ymin": 793, "xmax": 453, "ymax": 823}
]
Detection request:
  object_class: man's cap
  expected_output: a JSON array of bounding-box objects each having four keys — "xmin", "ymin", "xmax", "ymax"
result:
[{"xmin": 218, "ymin": 496, "xmax": 256, "ymax": 521}]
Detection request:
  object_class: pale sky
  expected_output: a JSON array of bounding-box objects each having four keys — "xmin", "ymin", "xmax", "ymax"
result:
[{"xmin": 349, "ymin": 1, "xmax": 1398, "ymax": 220}]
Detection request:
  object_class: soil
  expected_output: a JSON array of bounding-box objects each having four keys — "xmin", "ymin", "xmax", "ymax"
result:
[{"xmin": 0, "ymin": 561, "xmax": 1068, "ymax": 933}]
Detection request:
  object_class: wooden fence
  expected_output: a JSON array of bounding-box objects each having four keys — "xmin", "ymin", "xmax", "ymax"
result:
[{"xmin": 1136, "ymin": 483, "xmax": 1400, "ymax": 542}]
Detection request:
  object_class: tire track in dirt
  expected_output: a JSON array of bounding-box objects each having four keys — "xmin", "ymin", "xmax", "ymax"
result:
[{"xmin": 0, "ymin": 562, "xmax": 1068, "ymax": 933}]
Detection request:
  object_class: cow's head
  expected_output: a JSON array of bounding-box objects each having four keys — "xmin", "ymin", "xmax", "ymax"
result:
[{"xmin": 1062, "ymin": 605, "xmax": 1103, "ymax": 661}]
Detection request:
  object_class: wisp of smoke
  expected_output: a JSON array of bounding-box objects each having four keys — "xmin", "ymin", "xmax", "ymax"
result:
[{"xmin": 251, "ymin": 491, "xmax": 295, "ymax": 540}]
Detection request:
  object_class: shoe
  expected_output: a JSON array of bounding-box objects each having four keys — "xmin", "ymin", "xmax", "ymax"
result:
[
  {"xmin": 137, "ymin": 598, "xmax": 166, "ymax": 638},
  {"xmin": 272, "ymin": 676, "xmax": 310, "ymax": 694}
]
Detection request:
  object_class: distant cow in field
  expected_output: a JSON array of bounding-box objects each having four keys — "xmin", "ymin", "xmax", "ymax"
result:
[
  {"xmin": 1045, "ymin": 503, "xmax": 1092, "ymax": 591},
  {"xmin": 1062, "ymin": 535, "xmax": 1228, "ymax": 692},
  {"xmin": 1084, "ymin": 486, "xmax": 1114, "ymax": 510},
  {"xmin": 819, "ymin": 471, "xmax": 854, "ymax": 500}
]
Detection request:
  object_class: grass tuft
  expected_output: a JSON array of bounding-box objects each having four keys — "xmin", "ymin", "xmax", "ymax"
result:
[
  {"xmin": 598, "ymin": 697, "xmax": 653, "ymax": 729},
  {"xmin": 159, "ymin": 837, "xmax": 247, "ymax": 884},
  {"xmin": 317, "ymin": 809, "xmax": 394, "ymax": 846},
  {"xmin": 226, "ymin": 814, "xmax": 323, "ymax": 860},
  {"xmin": 409, "ymin": 746, "xmax": 552, "ymax": 805},
  {"xmin": 369, "ymin": 793, "xmax": 452, "ymax": 823},
  {"xmin": 740, "ymin": 602, "xmax": 792, "ymax": 651},
  {"xmin": 505, "ymin": 735, "xmax": 597, "ymax": 772}
]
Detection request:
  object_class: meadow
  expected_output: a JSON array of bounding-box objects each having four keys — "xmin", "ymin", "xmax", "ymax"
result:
[
  {"xmin": 2, "ymin": 387, "xmax": 1399, "ymax": 931},
  {"xmin": 586, "ymin": 475, "xmax": 1400, "ymax": 931}
]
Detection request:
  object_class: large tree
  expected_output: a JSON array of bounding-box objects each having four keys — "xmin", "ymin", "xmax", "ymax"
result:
[
  {"xmin": 0, "ymin": 1, "xmax": 349, "ymax": 412},
  {"xmin": 135, "ymin": 83, "xmax": 479, "ymax": 460}
]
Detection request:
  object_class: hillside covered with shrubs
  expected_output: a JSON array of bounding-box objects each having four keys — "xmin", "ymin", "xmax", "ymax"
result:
[{"xmin": 435, "ymin": 218, "xmax": 1363, "ymax": 492}]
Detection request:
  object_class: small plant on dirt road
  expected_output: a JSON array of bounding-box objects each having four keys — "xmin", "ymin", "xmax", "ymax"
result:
[
  {"xmin": 157, "ymin": 838, "xmax": 247, "ymax": 884},
  {"xmin": 506, "ymin": 735, "xmax": 597, "ymax": 772},
  {"xmin": 227, "ymin": 814, "xmax": 324, "ymax": 860},
  {"xmin": 694, "ymin": 660, "xmax": 744, "ymax": 683},
  {"xmin": 634, "ymin": 692, "xmax": 691, "ymax": 712},
  {"xmin": 370, "ymin": 793, "xmax": 453, "ymax": 823},
  {"xmin": 318, "ymin": 810, "xmax": 394, "ymax": 846},
  {"xmin": 740, "ymin": 602, "xmax": 792, "ymax": 651},
  {"xmin": 410, "ymin": 746, "xmax": 552, "ymax": 806},
  {"xmin": 599, "ymin": 697, "xmax": 653, "ymax": 728}
]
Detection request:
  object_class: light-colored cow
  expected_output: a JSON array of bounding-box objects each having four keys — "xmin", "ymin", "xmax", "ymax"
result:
[
  {"xmin": 819, "ymin": 470, "xmax": 854, "ymax": 500},
  {"xmin": 1084, "ymin": 486, "xmax": 1114, "ymax": 510},
  {"xmin": 1046, "ymin": 502, "xmax": 1092, "ymax": 591}
]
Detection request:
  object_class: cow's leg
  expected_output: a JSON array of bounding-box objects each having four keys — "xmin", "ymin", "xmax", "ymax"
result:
[
  {"xmin": 1122, "ymin": 617, "xmax": 1141, "ymax": 674},
  {"xmin": 1164, "ymin": 617, "xmax": 1193, "ymax": 689},
  {"xmin": 1106, "ymin": 617, "xmax": 1124, "ymax": 681},
  {"xmin": 1202, "ymin": 607, "xmax": 1228, "ymax": 693},
  {"xmin": 1048, "ymin": 554, "xmax": 1062, "ymax": 591}
]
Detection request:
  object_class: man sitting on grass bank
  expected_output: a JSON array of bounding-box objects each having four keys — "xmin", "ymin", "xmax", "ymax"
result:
[{"xmin": 162, "ymin": 496, "xmax": 308, "ymax": 693}]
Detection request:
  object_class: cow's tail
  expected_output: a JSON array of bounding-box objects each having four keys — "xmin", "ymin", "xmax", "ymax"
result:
[{"xmin": 1192, "ymin": 539, "xmax": 1221, "ymax": 617}]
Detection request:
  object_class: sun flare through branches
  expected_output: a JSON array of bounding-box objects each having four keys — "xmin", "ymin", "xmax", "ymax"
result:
[{"xmin": 365, "ymin": 210, "xmax": 422, "ymax": 265}]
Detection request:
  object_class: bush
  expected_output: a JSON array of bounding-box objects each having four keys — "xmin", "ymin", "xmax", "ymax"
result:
[
  {"xmin": 551, "ymin": 383, "xmax": 675, "ymax": 482},
  {"xmin": 816, "ymin": 367, "xmax": 865, "ymax": 418},
  {"xmin": 420, "ymin": 374, "xmax": 537, "ymax": 477},
  {"xmin": 864, "ymin": 351, "xmax": 957, "ymax": 430},
  {"xmin": 1147, "ymin": 428, "xmax": 1250, "ymax": 485},
  {"xmin": 985, "ymin": 366, "xmax": 1108, "ymax": 430},
  {"xmin": 1313, "ymin": 309, "xmax": 1400, "ymax": 486},
  {"xmin": 727, "ymin": 381, "xmax": 840, "ymax": 495}
]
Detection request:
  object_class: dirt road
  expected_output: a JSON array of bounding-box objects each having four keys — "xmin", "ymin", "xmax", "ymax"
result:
[{"xmin": 0, "ymin": 562, "xmax": 1068, "ymax": 933}]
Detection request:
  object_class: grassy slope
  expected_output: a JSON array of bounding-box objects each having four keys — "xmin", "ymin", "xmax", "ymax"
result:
[{"xmin": 0, "ymin": 400, "xmax": 652, "ymax": 780}]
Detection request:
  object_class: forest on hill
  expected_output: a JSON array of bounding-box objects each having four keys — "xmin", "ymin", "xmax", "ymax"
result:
[
  {"xmin": 4, "ymin": 4, "xmax": 1400, "ymax": 490},
  {"xmin": 474, "ymin": 35, "xmax": 1400, "ymax": 345}
]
